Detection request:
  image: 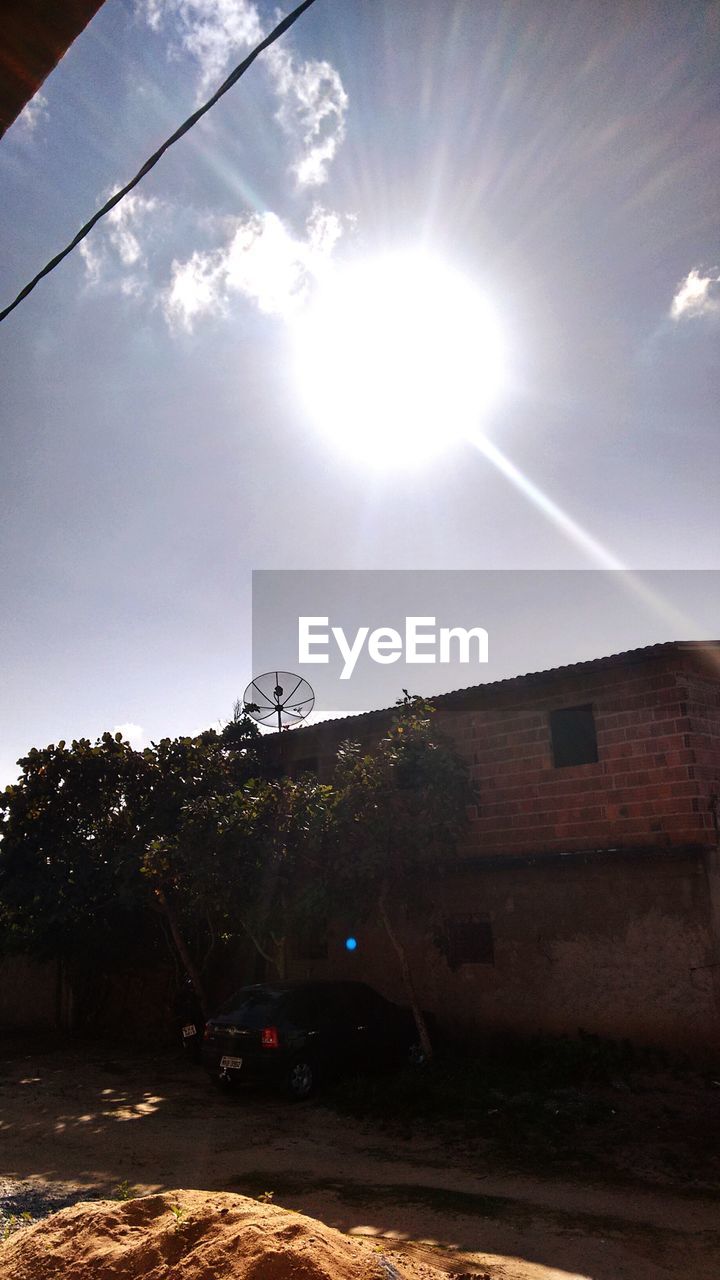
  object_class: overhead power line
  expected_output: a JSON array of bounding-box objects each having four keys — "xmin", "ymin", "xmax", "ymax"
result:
[{"xmin": 0, "ymin": 0, "xmax": 319, "ymax": 326}]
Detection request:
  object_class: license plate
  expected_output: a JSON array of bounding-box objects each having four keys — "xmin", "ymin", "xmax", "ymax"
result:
[
  {"xmin": 220, "ymin": 1055, "xmax": 243, "ymax": 1070},
  {"xmin": 182, "ymin": 1024, "xmax": 197, "ymax": 1038}
]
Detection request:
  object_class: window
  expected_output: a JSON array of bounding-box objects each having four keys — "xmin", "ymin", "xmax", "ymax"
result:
[
  {"xmin": 443, "ymin": 916, "xmax": 494, "ymax": 968},
  {"xmin": 549, "ymin": 704, "xmax": 598, "ymax": 768},
  {"xmin": 290, "ymin": 755, "xmax": 320, "ymax": 778}
]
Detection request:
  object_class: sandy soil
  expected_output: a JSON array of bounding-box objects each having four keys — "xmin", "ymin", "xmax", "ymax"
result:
[
  {"xmin": 0, "ymin": 1039, "xmax": 718, "ymax": 1280},
  {"xmin": 0, "ymin": 1190, "xmax": 449, "ymax": 1280}
]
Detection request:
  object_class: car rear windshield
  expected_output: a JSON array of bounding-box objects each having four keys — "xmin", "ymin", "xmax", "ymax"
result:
[{"xmin": 214, "ymin": 988, "xmax": 285, "ymax": 1024}]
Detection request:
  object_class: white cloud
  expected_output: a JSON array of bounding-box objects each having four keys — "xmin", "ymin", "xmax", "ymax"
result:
[
  {"xmin": 114, "ymin": 723, "xmax": 146, "ymax": 749},
  {"xmin": 165, "ymin": 205, "xmax": 343, "ymax": 331},
  {"xmin": 265, "ymin": 45, "xmax": 347, "ymax": 187},
  {"xmin": 142, "ymin": 0, "xmax": 263, "ymax": 96},
  {"xmin": 165, "ymin": 248, "xmax": 228, "ymax": 327},
  {"xmin": 670, "ymin": 268, "xmax": 720, "ymax": 320},
  {"xmin": 83, "ymin": 7, "xmax": 351, "ymax": 327},
  {"xmin": 106, "ymin": 193, "xmax": 160, "ymax": 266},
  {"xmin": 13, "ymin": 92, "xmax": 49, "ymax": 137},
  {"xmin": 138, "ymin": 0, "xmax": 348, "ymax": 186},
  {"xmin": 80, "ymin": 192, "xmax": 162, "ymax": 296}
]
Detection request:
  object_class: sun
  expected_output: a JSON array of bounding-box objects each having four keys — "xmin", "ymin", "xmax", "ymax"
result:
[{"xmin": 291, "ymin": 249, "xmax": 505, "ymax": 468}]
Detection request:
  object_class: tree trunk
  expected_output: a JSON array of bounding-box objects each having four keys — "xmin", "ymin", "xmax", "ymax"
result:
[
  {"xmin": 272, "ymin": 934, "xmax": 287, "ymax": 980},
  {"xmin": 155, "ymin": 886, "xmax": 209, "ymax": 1018},
  {"xmin": 239, "ymin": 916, "xmax": 275, "ymax": 969},
  {"xmin": 378, "ymin": 885, "xmax": 433, "ymax": 1061}
]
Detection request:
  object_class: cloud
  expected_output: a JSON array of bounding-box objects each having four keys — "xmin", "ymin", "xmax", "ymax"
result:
[
  {"xmin": 265, "ymin": 45, "xmax": 347, "ymax": 187},
  {"xmin": 83, "ymin": 7, "xmax": 351, "ymax": 326},
  {"xmin": 80, "ymin": 192, "xmax": 163, "ymax": 296},
  {"xmin": 165, "ymin": 205, "xmax": 343, "ymax": 330},
  {"xmin": 138, "ymin": 0, "xmax": 348, "ymax": 186},
  {"xmin": 670, "ymin": 268, "xmax": 720, "ymax": 320},
  {"xmin": 143, "ymin": 0, "xmax": 263, "ymax": 96},
  {"xmin": 13, "ymin": 92, "xmax": 49, "ymax": 137},
  {"xmin": 114, "ymin": 723, "xmax": 146, "ymax": 749},
  {"xmin": 105, "ymin": 193, "xmax": 160, "ymax": 266}
]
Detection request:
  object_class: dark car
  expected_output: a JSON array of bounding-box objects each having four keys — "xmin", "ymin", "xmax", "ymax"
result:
[{"xmin": 201, "ymin": 979, "xmax": 427, "ymax": 1099}]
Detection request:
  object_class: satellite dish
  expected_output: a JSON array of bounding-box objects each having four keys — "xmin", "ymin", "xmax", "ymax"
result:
[{"xmin": 243, "ymin": 671, "xmax": 315, "ymax": 733}]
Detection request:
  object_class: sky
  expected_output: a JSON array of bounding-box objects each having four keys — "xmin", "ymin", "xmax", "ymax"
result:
[{"xmin": 1, "ymin": 0, "xmax": 719, "ymax": 783}]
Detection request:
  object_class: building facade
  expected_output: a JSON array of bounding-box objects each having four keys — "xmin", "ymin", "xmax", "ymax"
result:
[{"xmin": 280, "ymin": 642, "xmax": 720, "ymax": 1056}]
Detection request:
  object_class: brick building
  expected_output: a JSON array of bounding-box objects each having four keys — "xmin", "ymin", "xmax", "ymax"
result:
[{"xmin": 280, "ymin": 641, "xmax": 720, "ymax": 1056}]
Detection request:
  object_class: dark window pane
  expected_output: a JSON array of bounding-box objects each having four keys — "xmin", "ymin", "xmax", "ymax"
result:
[
  {"xmin": 549, "ymin": 704, "xmax": 598, "ymax": 768},
  {"xmin": 215, "ymin": 987, "xmax": 285, "ymax": 1023}
]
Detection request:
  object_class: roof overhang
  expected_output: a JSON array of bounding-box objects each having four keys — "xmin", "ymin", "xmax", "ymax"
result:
[{"xmin": 1, "ymin": 0, "xmax": 106, "ymax": 137}]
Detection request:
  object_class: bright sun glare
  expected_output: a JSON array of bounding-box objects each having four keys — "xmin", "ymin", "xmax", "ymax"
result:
[{"xmin": 292, "ymin": 250, "xmax": 505, "ymax": 467}]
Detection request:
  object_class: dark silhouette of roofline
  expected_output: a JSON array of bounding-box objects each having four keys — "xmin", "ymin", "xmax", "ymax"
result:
[
  {"xmin": 280, "ymin": 640, "xmax": 720, "ymax": 737},
  {"xmin": 1, "ymin": 0, "xmax": 106, "ymax": 137}
]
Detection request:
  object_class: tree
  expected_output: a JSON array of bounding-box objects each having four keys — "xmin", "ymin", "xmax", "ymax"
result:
[
  {"xmin": 147, "ymin": 770, "xmax": 332, "ymax": 987},
  {"xmin": 0, "ymin": 717, "xmax": 267, "ymax": 1022},
  {"xmin": 135, "ymin": 719, "xmax": 265, "ymax": 1015},
  {"xmin": 0, "ymin": 733, "xmax": 151, "ymax": 1020},
  {"xmin": 327, "ymin": 693, "xmax": 473, "ymax": 1059}
]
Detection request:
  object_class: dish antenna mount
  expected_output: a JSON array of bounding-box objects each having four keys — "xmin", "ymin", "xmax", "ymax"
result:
[{"xmin": 243, "ymin": 671, "xmax": 315, "ymax": 734}]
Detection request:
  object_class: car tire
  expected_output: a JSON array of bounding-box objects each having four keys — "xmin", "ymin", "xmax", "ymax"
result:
[{"xmin": 285, "ymin": 1057, "xmax": 316, "ymax": 1101}]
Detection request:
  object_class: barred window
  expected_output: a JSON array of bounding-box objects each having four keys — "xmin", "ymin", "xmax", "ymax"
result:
[{"xmin": 444, "ymin": 916, "xmax": 494, "ymax": 968}]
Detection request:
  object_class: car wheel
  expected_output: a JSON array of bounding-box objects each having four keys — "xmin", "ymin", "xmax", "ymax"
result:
[{"xmin": 286, "ymin": 1058, "xmax": 315, "ymax": 1101}]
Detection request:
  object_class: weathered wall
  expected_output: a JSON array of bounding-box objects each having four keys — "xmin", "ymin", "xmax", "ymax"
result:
[{"xmin": 290, "ymin": 848, "xmax": 720, "ymax": 1056}]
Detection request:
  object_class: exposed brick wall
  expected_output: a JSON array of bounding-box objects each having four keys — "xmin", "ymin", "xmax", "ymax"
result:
[
  {"xmin": 439, "ymin": 655, "xmax": 710, "ymax": 856},
  {"xmin": 283, "ymin": 647, "xmax": 720, "ymax": 858},
  {"xmin": 685, "ymin": 667, "xmax": 720, "ymax": 838}
]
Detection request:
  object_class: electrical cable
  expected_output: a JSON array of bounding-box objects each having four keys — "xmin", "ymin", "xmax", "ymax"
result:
[{"xmin": 0, "ymin": 0, "xmax": 318, "ymax": 326}]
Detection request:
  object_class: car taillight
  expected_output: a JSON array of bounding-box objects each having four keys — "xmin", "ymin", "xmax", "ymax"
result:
[{"xmin": 261, "ymin": 1026, "xmax": 279, "ymax": 1049}]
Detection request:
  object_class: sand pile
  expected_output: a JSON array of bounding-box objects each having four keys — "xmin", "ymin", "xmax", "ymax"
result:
[{"xmin": 0, "ymin": 1189, "xmax": 451, "ymax": 1280}]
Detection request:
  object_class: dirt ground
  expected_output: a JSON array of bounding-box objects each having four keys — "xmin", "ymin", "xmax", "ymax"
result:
[{"xmin": 0, "ymin": 1036, "xmax": 718, "ymax": 1280}]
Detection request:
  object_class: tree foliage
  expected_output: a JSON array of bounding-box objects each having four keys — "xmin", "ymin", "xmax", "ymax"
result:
[
  {"xmin": 0, "ymin": 695, "xmax": 472, "ymax": 1046},
  {"xmin": 0, "ymin": 733, "xmax": 147, "ymax": 965},
  {"xmin": 0, "ymin": 718, "xmax": 266, "ymax": 1014},
  {"xmin": 327, "ymin": 693, "xmax": 473, "ymax": 1056}
]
